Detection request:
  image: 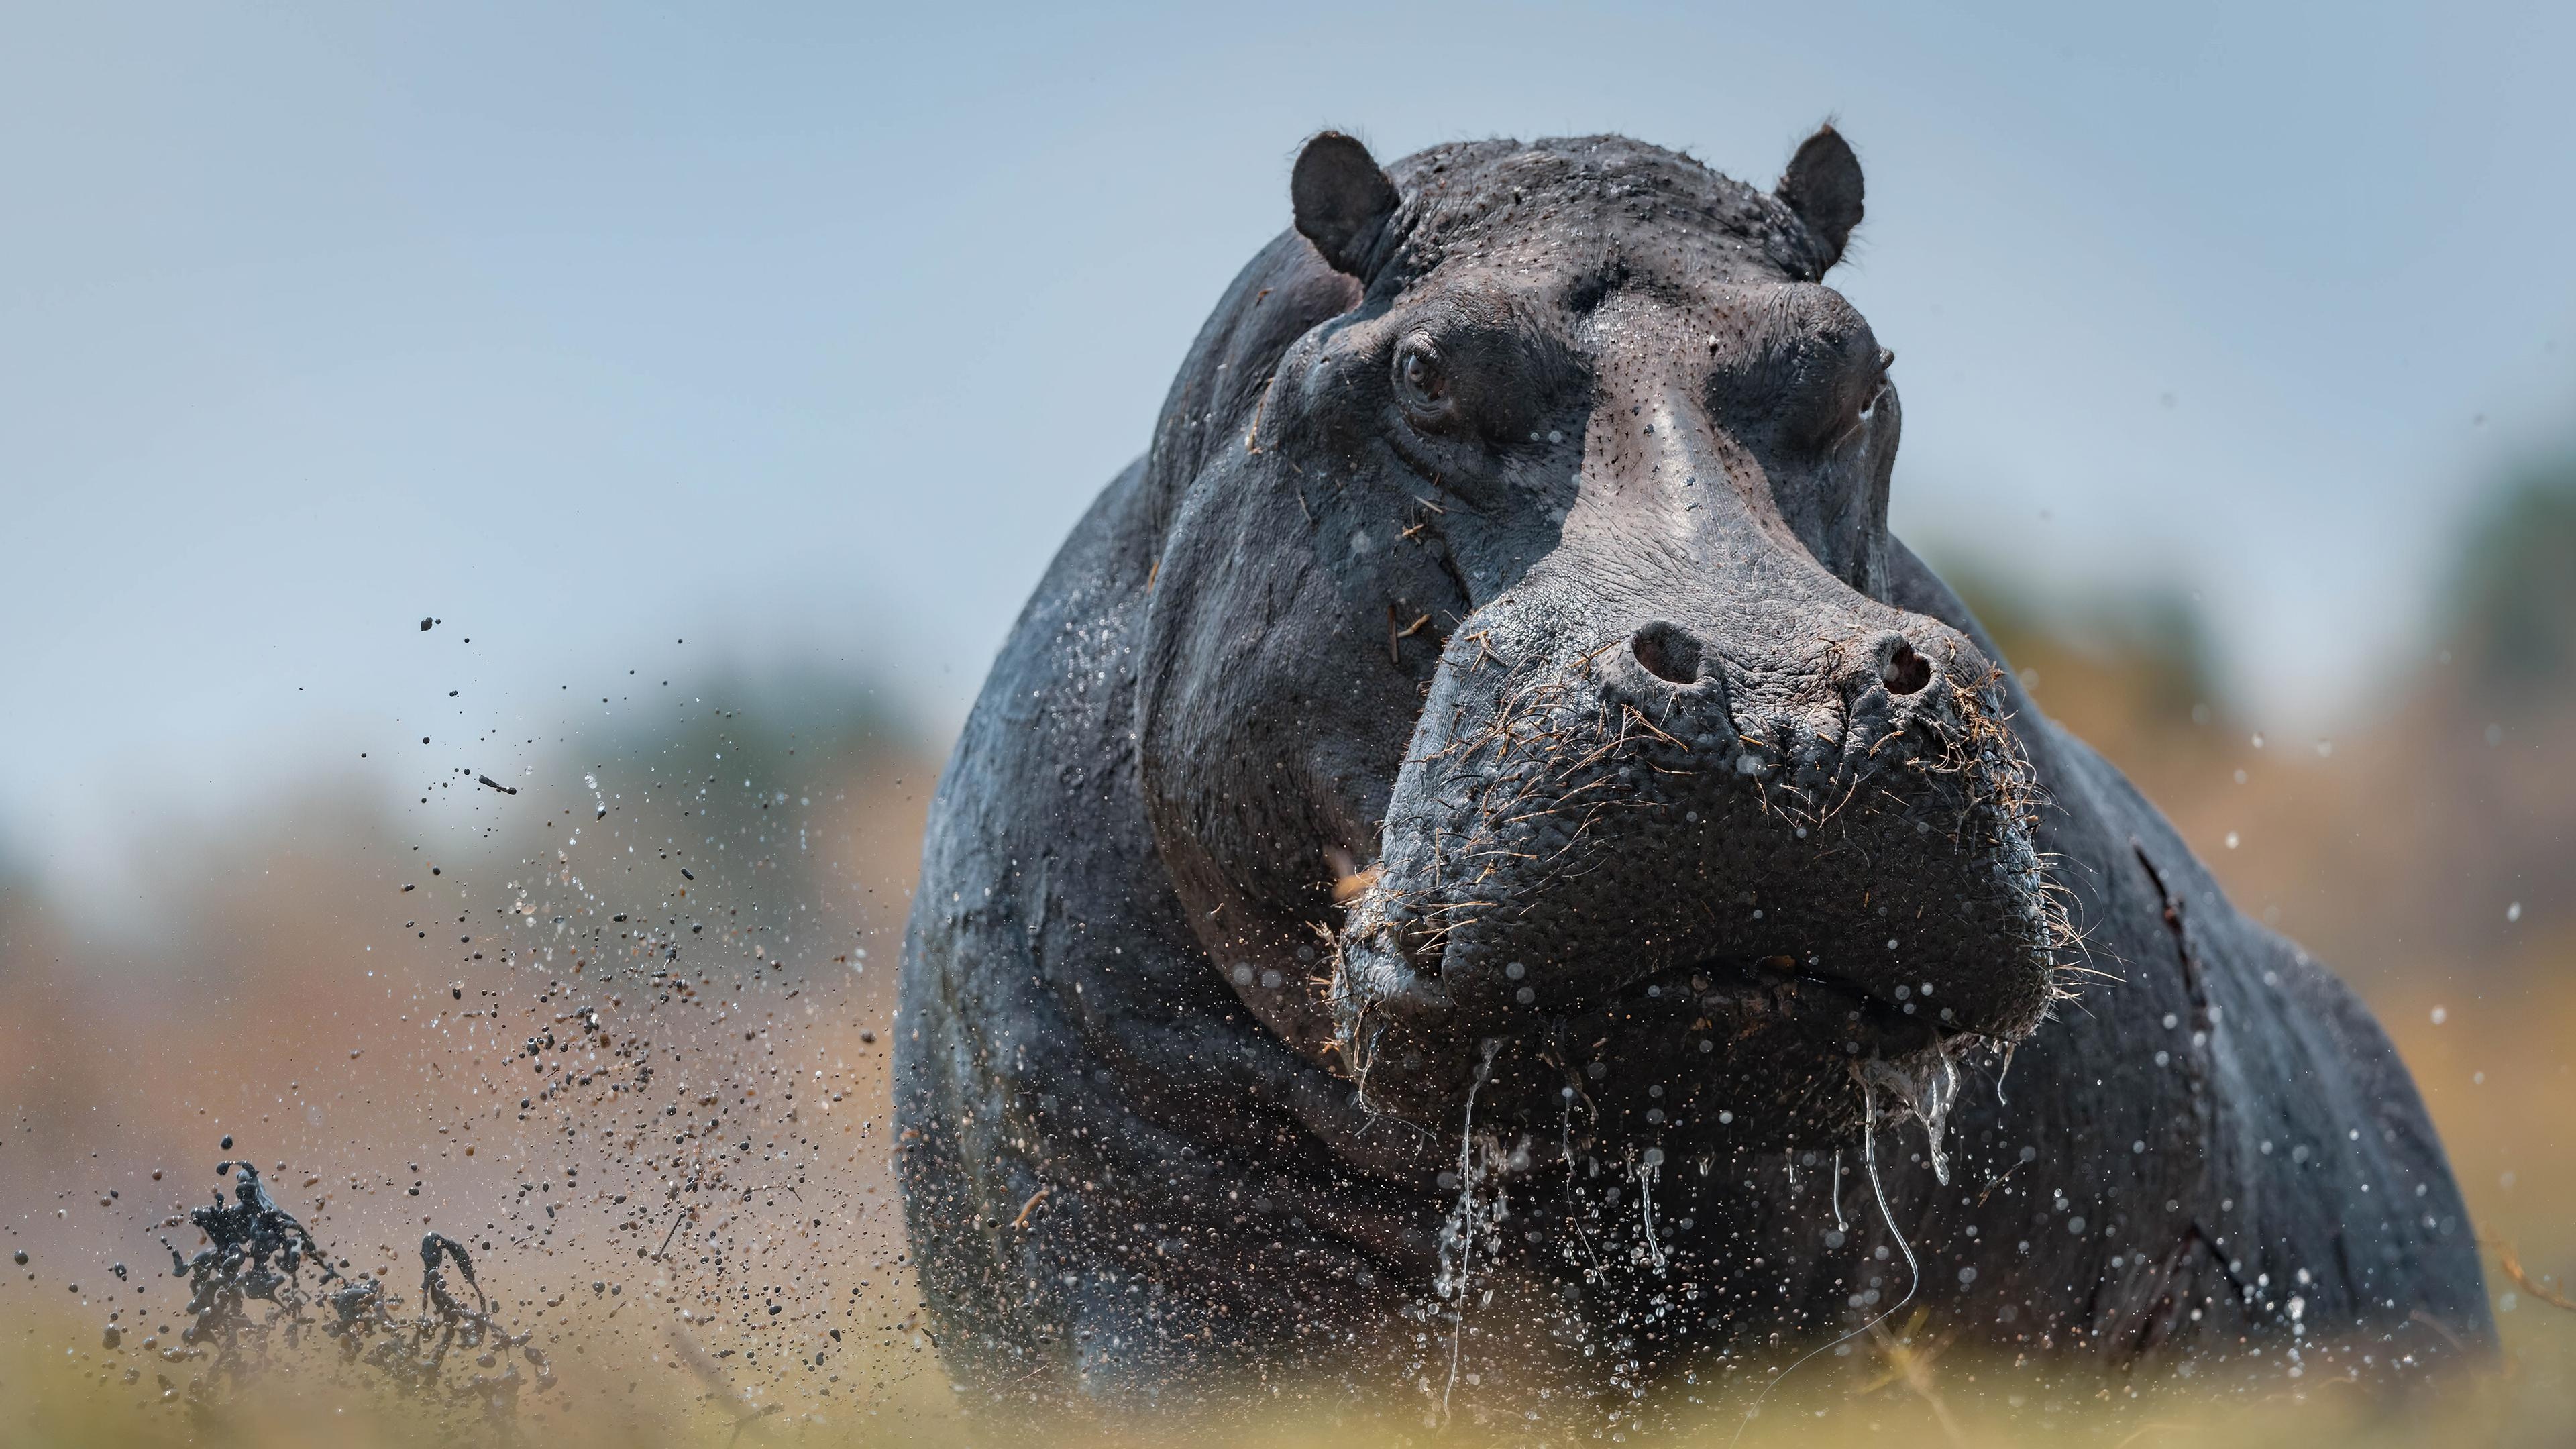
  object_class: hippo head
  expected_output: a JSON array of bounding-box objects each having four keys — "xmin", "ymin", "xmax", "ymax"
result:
[{"xmin": 1134, "ymin": 131, "xmax": 2063, "ymax": 1166}]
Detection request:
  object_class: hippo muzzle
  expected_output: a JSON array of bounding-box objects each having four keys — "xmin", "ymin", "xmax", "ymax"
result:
[{"xmin": 1331, "ymin": 390, "xmax": 2062, "ymax": 1158}]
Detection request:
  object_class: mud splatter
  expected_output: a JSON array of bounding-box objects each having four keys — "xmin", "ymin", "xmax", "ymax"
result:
[
  {"xmin": 317, "ymin": 1231, "xmax": 547, "ymax": 1426},
  {"xmin": 15, "ymin": 688, "xmax": 920, "ymax": 1435},
  {"xmin": 161, "ymin": 1161, "xmax": 335, "ymax": 1375},
  {"xmin": 152, "ymin": 1155, "xmax": 547, "ymax": 1432}
]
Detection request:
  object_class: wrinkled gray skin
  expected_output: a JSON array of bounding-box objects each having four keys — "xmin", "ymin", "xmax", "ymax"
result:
[{"xmin": 897, "ymin": 131, "xmax": 2490, "ymax": 1415}]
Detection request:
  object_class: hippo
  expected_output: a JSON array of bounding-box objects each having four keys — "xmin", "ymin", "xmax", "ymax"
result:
[{"xmin": 895, "ymin": 127, "xmax": 2491, "ymax": 1417}]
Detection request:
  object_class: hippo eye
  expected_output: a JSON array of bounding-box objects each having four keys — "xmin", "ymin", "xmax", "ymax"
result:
[
  {"xmin": 1819, "ymin": 348, "xmax": 1895, "ymax": 452},
  {"xmin": 1393, "ymin": 336, "xmax": 1452, "ymax": 420}
]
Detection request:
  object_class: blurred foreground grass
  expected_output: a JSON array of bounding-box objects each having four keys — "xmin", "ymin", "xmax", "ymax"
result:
[{"xmin": 7, "ymin": 1295, "xmax": 2574, "ymax": 1446}]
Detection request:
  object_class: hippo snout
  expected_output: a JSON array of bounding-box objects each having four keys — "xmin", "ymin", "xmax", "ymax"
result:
[
  {"xmin": 1605, "ymin": 612, "xmax": 2005, "ymax": 798},
  {"xmin": 1330, "ymin": 603, "xmax": 2059, "ymax": 1146},
  {"xmin": 1628, "ymin": 619, "xmax": 1940, "ymax": 698}
]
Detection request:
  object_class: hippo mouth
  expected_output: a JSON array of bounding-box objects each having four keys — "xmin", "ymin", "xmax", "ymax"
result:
[
  {"xmin": 1615, "ymin": 954, "xmax": 1975, "ymax": 1061},
  {"xmin": 1331, "ymin": 913, "xmax": 2035, "ymax": 1105},
  {"xmin": 1327, "ymin": 918, "xmax": 2047, "ymax": 1167},
  {"xmin": 1326, "ymin": 698, "xmax": 2061, "ymax": 1154}
]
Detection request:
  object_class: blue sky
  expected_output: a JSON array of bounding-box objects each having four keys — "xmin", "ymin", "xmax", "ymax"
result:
[{"xmin": 5, "ymin": 1, "xmax": 2573, "ymax": 902}]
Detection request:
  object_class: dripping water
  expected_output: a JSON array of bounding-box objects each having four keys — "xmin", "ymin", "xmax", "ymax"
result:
[
  {"xmin": 1730, "ymin": 1074, "xmax": 1925, "ymax": 1446},
  {"xmin": 1858, "ymin": 1076, "xmax": 1923, "ymax": 1328},
  {"xmin": 1438, "ymin": 1038, "xmax": 1501, "ymax": 1421},
  {"xmin": 1857, "ymin": 1038, "xmax": 1964, "ymax": 1185},
  {"xmin": 1560, "ymin": 1081, "xmax": 1605, "ymax": 1279},
  {"xmin": 1635, "ymin": 1147, "xmax": 1667, "ymax": 1270}
]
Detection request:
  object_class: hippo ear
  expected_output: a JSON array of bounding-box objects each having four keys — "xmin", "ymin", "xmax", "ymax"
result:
[
  {"xmin": 1292, "ymin": 131, "xmax": 1401, "ymax": 278},
  {"xmin": 1775, "ymin": 124, "xmax": 1865, "ymax": 272}
]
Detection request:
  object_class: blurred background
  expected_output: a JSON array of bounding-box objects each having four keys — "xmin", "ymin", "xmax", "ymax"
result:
[{"xmin": 3, "ymin": 1, "xmax": 2572, "ymax": 1441}]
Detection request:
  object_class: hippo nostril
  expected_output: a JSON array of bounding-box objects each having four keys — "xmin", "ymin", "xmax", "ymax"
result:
[
  {"xmin": 1882, "ymin": 642, "xmax": 1933, "ymax": 695},
  {"xmin": 1631, "ymin": 621, "xmax": 1704, "ymax": 686}
]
